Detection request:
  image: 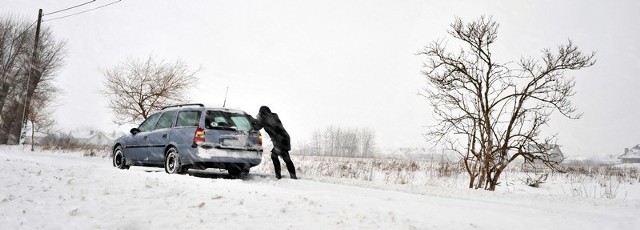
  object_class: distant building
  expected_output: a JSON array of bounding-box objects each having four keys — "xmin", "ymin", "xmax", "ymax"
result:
[
  {"xmin": 527, "ymin": 144, "xmax": 565, "ymax": 164},
  {"xmin": 618, "ymin": 144, "xmax": 640, "ymax": 163},
  {"xmin": 22, "ymin": 131, "xmax": 47, "ymax": 145},
  {"xmin": 72, "ymin": 130, "xmax": 114, "ymax": 146}
]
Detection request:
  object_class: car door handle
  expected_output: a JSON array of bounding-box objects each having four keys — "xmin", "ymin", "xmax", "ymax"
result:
[
  {"xmin": 143, "ymin": 136, "xmax": 148, "ymax": 140},
  {"xmin": 162, "ymin": 134, "xmax": 168, "ymax": 138}
]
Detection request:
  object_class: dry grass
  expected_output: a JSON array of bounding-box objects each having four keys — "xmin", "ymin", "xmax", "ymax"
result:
[
  {"xmin": 254, "ymin": 152, "xmax": 639, "ymax": 199},
  {"xmin": 38, "ymin": 144, "xmax": 111, "ymax": 158},
  {"xmin": 253, "ymin": 153, "xmax": 466, "ymax": 186}
]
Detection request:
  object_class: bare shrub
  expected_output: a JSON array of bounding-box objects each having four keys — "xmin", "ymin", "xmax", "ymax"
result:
[
  {"xmin": 37, "ymin": 132, "xmax": 111, "ymax": 157},
  {"xmin": 438, "ymin": 161, "xmax": 454, "ymax": 177},
  {"xmin": 524, "ymin": 173, "xmax": 548, "ymax": 188},
  {"xmin": 558, "ymin": 161, "xmax": 638, "ymax": 199}
]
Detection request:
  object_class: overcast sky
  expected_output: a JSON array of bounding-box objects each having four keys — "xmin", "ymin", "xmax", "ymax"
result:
[{"xmin": 4, "ymin": 0, "xmax": 639, "ymax": 157}]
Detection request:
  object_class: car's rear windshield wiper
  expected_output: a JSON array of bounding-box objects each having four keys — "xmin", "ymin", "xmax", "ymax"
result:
[{"xmin": 208, "ymin": 126, "xmax": 238, "ymax": 131}]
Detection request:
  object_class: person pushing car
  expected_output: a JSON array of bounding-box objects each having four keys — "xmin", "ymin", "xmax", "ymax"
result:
[{"xmin": 251, "ymin": 106, "xmax": 297, "ymax": 179}]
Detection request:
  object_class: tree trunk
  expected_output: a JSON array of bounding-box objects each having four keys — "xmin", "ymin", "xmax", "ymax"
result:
[
  {"xmin": 0, "ymin": 101, "xmax": 22, "ymax": 144},
  {"xmin": 468, "ymin": 174, "xmax": 476, "ymax": 189},
  {"xmin": 488, "ymin": 164, "xmax": 507, "ymax": 191},
  {"xmin": 6, "ymin": 110, "xmax": 22, "ymax": 145}
]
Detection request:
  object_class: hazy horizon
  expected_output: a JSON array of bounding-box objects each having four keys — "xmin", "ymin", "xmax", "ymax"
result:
[{"xmin": 4, "ymin": 0, "xmax": 639, "ymax": 158}]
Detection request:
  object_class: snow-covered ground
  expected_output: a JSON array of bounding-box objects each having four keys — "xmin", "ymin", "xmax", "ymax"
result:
[{"xmin": 1, "ymin": 146, "xmax": 639, "ymax": 229}]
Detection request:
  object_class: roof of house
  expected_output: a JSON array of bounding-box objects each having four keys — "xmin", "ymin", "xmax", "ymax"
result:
[
  {"xmin": 70, "ymin": 130, "xmax": 112, "ymax": 140},
  {"xmin": 527, "ymin": 144, "xmax": 564, "ymax": 163},
  {"xmin": 619, "ymin": 144, "xmax": 640, "ymax": 159},
  {"xmin": 528, "ymin": 144, "xmax": 563, "ymax": 154}
]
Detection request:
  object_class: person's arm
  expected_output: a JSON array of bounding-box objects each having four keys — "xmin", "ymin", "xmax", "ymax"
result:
[{"xmin": 248, "ymin": 114, "xmax": 262, "ymax": 130}]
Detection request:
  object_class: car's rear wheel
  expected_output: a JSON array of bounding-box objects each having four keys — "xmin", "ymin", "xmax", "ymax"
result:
[
  {"xmin": 228, "ymin": 167, "xmax": 250, "ymax": 178},
  {"xmin": 113, "ymin": 146, "xmax": 130, "ymax": 170},
  {"xmin": 165, "ymin": 147, "xmax": 187, "ymax": 174}
]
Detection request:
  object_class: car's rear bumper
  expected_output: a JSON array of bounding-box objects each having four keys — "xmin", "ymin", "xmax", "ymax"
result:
[{"xmin": 182, "ymin": 146, "xmax": 263, "ymax": 166}]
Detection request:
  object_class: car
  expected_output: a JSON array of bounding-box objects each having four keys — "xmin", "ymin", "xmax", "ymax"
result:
[{"xmin": 111, "ymin": 103, "xmax": 263, "ymax": 177}]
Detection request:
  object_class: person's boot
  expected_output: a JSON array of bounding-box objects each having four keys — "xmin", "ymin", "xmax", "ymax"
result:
[
  {"xmin": 275, "ymin": 172, "xmax": 282, "ymax": 179},
  {"xmin": 282, "ymin": 155, "xmax": 297, "ymax": 179}
]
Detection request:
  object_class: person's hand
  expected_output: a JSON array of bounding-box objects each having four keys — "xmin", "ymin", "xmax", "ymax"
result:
[{"xmin": 249, "ymin": 115, "xmax": 262, "ymax": 130}]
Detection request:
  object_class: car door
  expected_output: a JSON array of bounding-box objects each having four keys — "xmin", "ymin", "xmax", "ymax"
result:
[
  {"xmin": 146, "ymin": 110, "xmax": 178, "ymax": 163},
  {"xmin": 171, "ymin": 110, "xmax": 201, "ymax": 151},
  {"xmin": 124, "ymin": 112, "xmax": 161, "ymax": 162}
]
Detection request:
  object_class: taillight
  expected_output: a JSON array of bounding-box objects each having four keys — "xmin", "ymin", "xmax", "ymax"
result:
[
  {"xmin": 258, "ymin": 133, "xmax": 263, "ymax": 146},
  {"xmin": 194, "ymin": 127, "xmax": 205, "ymax": 144}
]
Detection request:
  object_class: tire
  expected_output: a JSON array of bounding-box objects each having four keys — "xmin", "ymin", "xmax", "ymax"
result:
[
  {"xmin": 113, "ymin": 146, "xmax": 130, "ymax": 170},
  {"xmin": 165, "ymin": 147, "xmax": 187, "ymax": 174},
  {"xmin": 228, "ymin": 167, "xmax": 250, "ymax": 178}
]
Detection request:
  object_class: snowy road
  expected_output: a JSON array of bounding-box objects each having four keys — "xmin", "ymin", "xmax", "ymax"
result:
[{"xmin": 1, "ymin": 147, "xmax": 638, "ymax": 229}]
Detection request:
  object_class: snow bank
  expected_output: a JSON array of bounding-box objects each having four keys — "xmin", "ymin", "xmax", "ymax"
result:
[{"xmin": 1, "ymin": 146, "xmax": 639, "ymax": 229}]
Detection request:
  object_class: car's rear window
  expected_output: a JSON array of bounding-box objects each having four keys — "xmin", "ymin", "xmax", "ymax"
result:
[
  {"xmin": 205, "ymin": 110, "xmax": 252, "ymax": 131},
  {"xmin": 176, "ymin": 111, "xmax": 201, "ymax": 127}
]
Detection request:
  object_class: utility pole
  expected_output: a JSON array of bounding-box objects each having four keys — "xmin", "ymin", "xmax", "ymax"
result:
[
  {"xmin": 19, "ymin": 9, "xmax": 43, "ymax": 145},
  {"xmin": 33, "ymin": 9, "xmax": 43, "ymax": 65}
]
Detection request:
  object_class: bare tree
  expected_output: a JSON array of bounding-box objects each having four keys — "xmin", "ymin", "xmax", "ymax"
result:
[
  {"xmin": 418, "ymin": 16, "xmax": 595, "ymax": 190},
  {"xmin": 311, "ymin": 129, "xmax": 322, "ymax": 155},
  {"xmin": 26, "ymin": 80, "xmax": 60, "ymax": 151},
  {"xmin": 307, "ymin": 126, "xmax": 377, "ymax": 157},
  {"xmin": 101, "ymin": 56, "xmax": 199, "ymax": 125},
  {"xmin": 0, "ymin": 15, "xmax": 66, "ymax": 144},
  {"xmin": 358, "ymin": 128, "xmax": 375, "ymax": 157},
  {"xmin": 0, "ymin": 15, "xmax": 33, "ymax": 144},
  {"xmin": 0, "ymin": 16, "xmax": 31, "ymax": 111},
  {"xmin": 342, "ymin": 129, "xmax": 360, "ymax": 156}
]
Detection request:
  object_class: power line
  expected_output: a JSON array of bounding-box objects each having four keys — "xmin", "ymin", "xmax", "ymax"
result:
[
  {"xmin": 26, "ymin": 20, "xmax": 38, "ymax": 28},
  {"xmin": 43, "ymin": 0, "xmax": 122, "ymax": 22},
  {"xmin": 43, "ymin": 0, "xmax": 97, "ymax": 16},
  {"xmin": 13, "ymin": 20, "xmax": 38, "ymax": 43}
]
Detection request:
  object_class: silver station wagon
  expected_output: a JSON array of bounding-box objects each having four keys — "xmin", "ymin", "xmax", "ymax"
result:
[{"xmin": 111, "ymin": 104, "xmax": 263, "ymax": 176}]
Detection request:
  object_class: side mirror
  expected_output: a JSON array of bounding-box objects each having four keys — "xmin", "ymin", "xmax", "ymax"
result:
[{"xmin": 130, "ymin": 128, "xmax": 140, "ymax": 135}]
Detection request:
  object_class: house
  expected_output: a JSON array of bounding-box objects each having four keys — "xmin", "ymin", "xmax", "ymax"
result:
[
  {"xmin": 618, "ymin": 145, "xmax": 640, "ymax": 163},
  {"xmin": 72, "ymin": 130, "xmax": 114, "ymax": 146},
  {"xmin": 22, "ymin": 131, "xmax": 47, "ymax": 145},
  {"xmin": 527, "ymin": 144, "xmax": 565, "ymax": 164},
  {"xmin": 543, "ymin": 145, "xmax": 565, "ymax": 163}
]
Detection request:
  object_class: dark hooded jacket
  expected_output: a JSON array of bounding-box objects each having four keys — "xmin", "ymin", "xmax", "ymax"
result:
[{"xmin": 252, "ymin": 106, "xmax": 291, "ymax": 151}]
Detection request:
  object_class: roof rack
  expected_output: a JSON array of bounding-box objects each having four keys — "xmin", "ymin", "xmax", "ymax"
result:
[{"xmin": 161, "ymin": 103, "xmax": 205, "ymax": 110}]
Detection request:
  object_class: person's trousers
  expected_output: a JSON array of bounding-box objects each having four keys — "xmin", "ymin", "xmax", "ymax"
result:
[{"xmin": 271, "ymin": 148, "xmax": 296, "ymax": 178}]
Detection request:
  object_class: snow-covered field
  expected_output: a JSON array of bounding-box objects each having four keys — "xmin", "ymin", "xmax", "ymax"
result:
[{"xmin": 1, "ymin": 146, "xmax": 639, "ymax": 229}]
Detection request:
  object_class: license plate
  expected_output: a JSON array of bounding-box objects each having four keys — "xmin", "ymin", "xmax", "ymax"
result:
[{"xmin": 220, "ymin": 135, "xmax": 247, "ymax": 147}]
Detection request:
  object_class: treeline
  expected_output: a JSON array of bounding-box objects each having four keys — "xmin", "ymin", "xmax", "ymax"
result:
[
  {"xmin": 297, "ymin": 126, "xmax": 376, "ymax": 158},
  {"xmin": 0, "ymin": 15, "xmax": 66, "ymax": 144}
]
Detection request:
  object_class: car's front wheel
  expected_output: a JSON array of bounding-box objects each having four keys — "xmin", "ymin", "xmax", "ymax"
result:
[
  {"xmin": 165, "ymin": 147, "xmax": 187, "ymax": 174},
  {"xmin": 113, "ymin": 146, "xmax": 130, "ymax": 170}
]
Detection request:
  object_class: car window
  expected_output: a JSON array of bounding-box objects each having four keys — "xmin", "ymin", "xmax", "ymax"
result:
[
  {"xmin": 206, "ymin": 111, "xmax": 230, "ymax": 127},
  {"xmin": 138, "ymin": 113, "xmax": 161, "ymax": 132},
  {"xmin": 205, "ymin": 110, "xmax": 253, "ymax": 131},
  {"xmin": 155, "ymin": 111, "xmax": 178, "ymax": 130},
  {"xmin": 176, "ymin": 111, "xmax": 201, "ymax": 127},
  {"xmin": 230, "ymin": 116, "xmax": 251, "ymax": 131}
]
